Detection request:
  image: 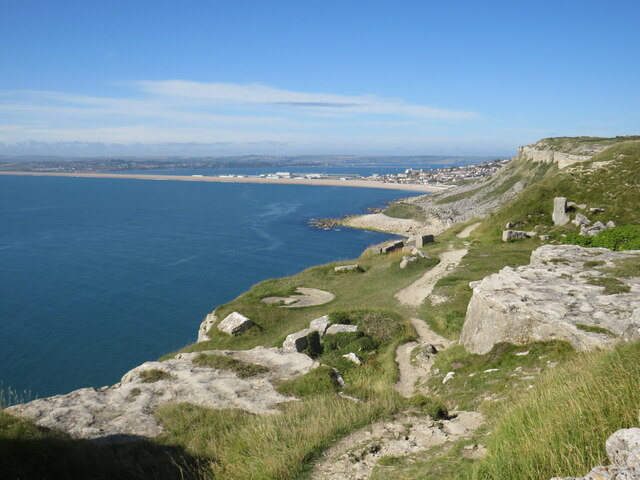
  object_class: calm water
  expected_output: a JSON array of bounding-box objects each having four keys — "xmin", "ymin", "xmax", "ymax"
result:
[{"xmin": 0, "ymin": 175, "xmax": 409, "ymax": 399}]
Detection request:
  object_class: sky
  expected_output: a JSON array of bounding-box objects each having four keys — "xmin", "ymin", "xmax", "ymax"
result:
[{"xmin": 1, "ymin": 0, "xmax": 639, "ymax": 157}]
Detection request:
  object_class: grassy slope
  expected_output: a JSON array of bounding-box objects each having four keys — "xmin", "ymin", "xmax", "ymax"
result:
[{"xmin": 2, "ymin": 137, "xmax": 639, "ymax": 480}]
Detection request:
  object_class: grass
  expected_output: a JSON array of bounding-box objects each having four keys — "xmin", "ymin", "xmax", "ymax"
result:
[
  {"xmin": 192, "ymin": 353, "xmax": 270, "ymax": 378},
  {"xmin": 574, "ymin": 324, "xmax": 616, "ymax": 337},
  {"xmin": 384, "ymin": 202, "xmax": 426, "ymax": 221},
  {"xmin": 139, "ymin": 369, "xmax": 173, "ymax": 383},
  {"xmin": 605, "ymin": 256, "xmax": 640, "ymax": 277},
  {"xmin": 469, "ymin": 341, "xmax": 640, "ymax": 480},
  {"xmin": 585, "ymin": 276, "xmax": 631, "ymax": 295}
]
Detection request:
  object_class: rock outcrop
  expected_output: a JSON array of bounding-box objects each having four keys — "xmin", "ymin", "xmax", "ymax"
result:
[
  {"xmin": 553, "ymin": 197, "xmax": 570, "ymax": 226},
  {"xmin": 217, "ymin": 311, "xmax": 254, "ymax": 335},
  {"xmin": 6, "ymin": 347, "xmax": 318, "ymax": 440},
  {"xmin": 461, "ymin": 245, "xmax": 640, "ymax": 354},
  {"xmin": 552, "ymin": 428, "xmax": 640, "ymax": 480},
  {"xmin": 519, "ymin": 146, "xmax": 593, "ymax": 170}
]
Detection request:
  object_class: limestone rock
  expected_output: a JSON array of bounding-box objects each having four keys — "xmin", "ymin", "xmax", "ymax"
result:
[
  {"xmin": 572, "ymin": 213, "xmax": 591, "ymax": 226},
  {"xmin": 590, "ymin": 207, "xmax": 606, "ymax": 214},
  {"xmin": 198, "ymin": 311, "xmax": 217, "ymax": 342},
  {"xmin": 461, "ymin": 245, "xmax": 640, "ymax": 354},
  {"xmin": 6, "ymin": 347, "xmax": 318, "ymax": 440},
  {"xmin": 551, "ymin": 428, "xmax": 640, "ymax": 480},
  {"xmin": 309, "ymin": 315, "xmax": 332, "ymax": 337},
  {"xmin": 502, "ymin": 230, "xmax": 529, "ymax": 242},
  {"xmin": 381, "ymin": 240, "xmax": 405, "ymax": 253},
  {"xmin": 217, "ymin": 312, "xmax": 254, "ymax": 335},
  {"xmin": 506, "ymin": 222, "xmax": 520, "ymax": 229},
  {"xmin": 553, "ymin": 197, "xmax": 570, "ymax": 226},
  {"xmin": 283, "ymin": 328, "xmax": 315, "ymax": 352},
  {"xmin": 406, "ymin": 234, "xmax": 435, "ymax": 248},
  {"xmin": 325, "ymin": 324, "xmax": 359, "ymax": 335},
  {"xmin": 400, "ymin": 256, "xmax": 419, "ymax": 269},
  {"xmin": 342, "ymin": 352, "xmax": 361, "ymax": 365},
  {"xmin": 581, "ymin": 221, "xmax": 609, "ymax": 236},
  {"xmin": 334, "ymin": 264, "xmax": 361, "ymax": 272}
]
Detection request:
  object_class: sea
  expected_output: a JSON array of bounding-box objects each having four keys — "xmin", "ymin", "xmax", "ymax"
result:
[{"xmin": 0, "ymin": 171, "xmax": 419, "ymax": 400}]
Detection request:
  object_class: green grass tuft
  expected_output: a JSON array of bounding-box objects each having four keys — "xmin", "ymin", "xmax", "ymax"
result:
[
  {"xmin": 192, "ymin": 354, "xmax": 269, "ymax": 378},
  {"xmin": 139, "ymin": 369, "xmax": 173, "ymax": 383}
]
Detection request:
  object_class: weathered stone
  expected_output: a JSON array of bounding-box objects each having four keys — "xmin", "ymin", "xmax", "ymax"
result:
[
  {"xmin": 607, "ymin": 220, "xmax": 617, "ymax": 229},
  {"xmin": 590, "ymin": 207, "xmax": 606, "ymax": 214},
  {"xmin": 6, "ymin": 347, "xmax": 318, "ymax": 440},
  {"xmin": 551, "ymin": 428, "xmax": 640, "ymax": 480},
  {"xmin": 460, "ymin": 245, "xmax": 640, "ymax": 354},
  {"xmin": 572, "ymin": 213, "xmax": 591, "ymax": 226},
  {"xmin": 581, "ymin": 221, "xmax": 609, "ymax": 236},
  {"xmin": 406, "ymin": 234, "xmax": 435, "ymax": 248},
  {"xmin": 325, "ymin": 324, "xmax": 359, "ymax": 335},
  {"xmin": 334, "ymin": 264, "xmax": 361, "ymax": 272},
  {"xmin": 553, "ymin": 197, "xmax": 570, "ymax": 226},
  {"xmin": 217, "ymin": 312, "xmax": 254, "ymax": 335},
  {"xmin": 505, "ymin": 222, "xmax": 520, "ymax": 229},
  {"xmin": 198, "ymin": 311, "xmax": 217, "ymax": 342},
  {"xmin": 540, "ymin": 235, "xmax": 551, "ymax": 240},
  {"xmin": 342, "ymin": 352, "xmax": 361, "ymax": 365},
  {"xmin": 283, "ymin": 328, "xmax": 315, "ymax": 352},
  {"xmin": 502, "ymin": 230, "xmax": 529, "ymax": 242},
  {"xmin": 381, "ymin": 240, "xmax": 405, "ymax": 253},
  {"xmin": 369, "ymin": 245, "xmax": 383, "ymax": 255},
  {"xmin": 309, "ymin": 315, "xmax": 332, "ymax": 337},
  {"xmin": 400, "ymin": 256, "xmax": 419, "ymax": 269}
]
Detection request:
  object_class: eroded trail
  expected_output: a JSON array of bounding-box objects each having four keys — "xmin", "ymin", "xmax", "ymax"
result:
[
  {"xmin": 394, "ymin": 248, "xmax": 468, "ymax": 308},
  {"xmin": 395, "ymin": 318, "xmax": 451, "ymax": 397}
]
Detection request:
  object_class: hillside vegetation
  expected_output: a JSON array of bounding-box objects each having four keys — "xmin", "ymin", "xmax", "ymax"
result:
[{"xmin": 1, "ymin": 136, "xmax": 639, "ymax": 480}]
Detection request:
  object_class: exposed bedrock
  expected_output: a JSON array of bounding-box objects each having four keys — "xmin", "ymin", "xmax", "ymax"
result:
[{"xmin": 460, "ymin": 245, "xmax": 640, "ymax": 354}]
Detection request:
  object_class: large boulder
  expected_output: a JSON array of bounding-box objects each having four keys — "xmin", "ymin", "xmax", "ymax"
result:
[
  {"xmin": 551, "ymin": 428, "xmax": 640, "ymax": 480},
  {"xmin": 309, "ymin": 315, "xmax": 332, "ymax": 337},
  {"xmin": 552, "ymin": 197, "xmax": 570, "ymax": 226},
  {"xmin": 502, "ymin": 230, "xmax": 529, "ymax": 242},
  {"xmin": 406, "ymin": 234, "xmax": 435, "ymax": 248},
  {"xmin": 325, "ymin": 324, "xmax": 359, "ymax": 335},
  {"xmin": 217, "ymin": 312, "xmax": 254, "ymax": 335},
  {"xmin": 460, "ymin": 245, "xmax": 640, "ymax": 354},
  {"xmin": 283, "ymin": 328, "xmax": 315, "ymax": 352}
]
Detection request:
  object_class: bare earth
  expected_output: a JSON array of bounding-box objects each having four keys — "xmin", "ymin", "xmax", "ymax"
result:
[
  {"xmin": 0, "ymin": 171, "xmax": 447, "ymax": 193},
  {"xmin": 395, "ymin": 318, "xmax": 452, "ymax": 398},
  {"xmin": 457, "ymin": 221, "xmax": 481, "ymax": 239}
]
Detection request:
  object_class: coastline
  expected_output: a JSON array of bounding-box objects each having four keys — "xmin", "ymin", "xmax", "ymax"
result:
[{"xmin": 0, "ymin": 171, "xmax": 448, "ymax": 193}]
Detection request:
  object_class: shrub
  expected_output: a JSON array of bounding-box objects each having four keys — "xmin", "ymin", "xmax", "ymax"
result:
[{"xmin": 564, "ymin": 225, "xmax": 640, "ymax": 251}]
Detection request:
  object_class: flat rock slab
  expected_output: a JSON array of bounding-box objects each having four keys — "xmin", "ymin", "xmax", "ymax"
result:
[
  {"xmin": 6, "ymin": 347, "xmax": 318, "ymax": 440},
  {"xmin": 461, "ymin": 245, "xmax": 640, "ymax": 354},
  {"xmin": 261, "ymin": 287, "xmax": 335, "ymax": 308}
]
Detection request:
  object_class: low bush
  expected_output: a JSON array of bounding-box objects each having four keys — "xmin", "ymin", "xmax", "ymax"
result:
[{"xmin": 563, "ymin": 225, "xmax": 640, "ymax": 251}]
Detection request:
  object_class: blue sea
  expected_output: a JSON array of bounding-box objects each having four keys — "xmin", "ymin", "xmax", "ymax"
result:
[{"xmin": 0, "ymin": 175, "xmax": 411, "ymax": 400}]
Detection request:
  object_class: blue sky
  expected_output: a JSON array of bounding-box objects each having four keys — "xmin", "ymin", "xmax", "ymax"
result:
[{"xmin": 1, "ymin": 0, "xmax": 639, "ymax": 156}]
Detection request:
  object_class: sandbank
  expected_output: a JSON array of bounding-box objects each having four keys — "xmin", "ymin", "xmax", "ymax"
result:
[{"xmin": 0, "ymin": 171, "xmax": 448, "ymax": 193}]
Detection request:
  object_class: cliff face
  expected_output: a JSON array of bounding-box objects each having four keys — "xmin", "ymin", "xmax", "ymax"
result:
[{"xmin": 517, "ymin": 145, "xmax": 592, "ymax": 169}]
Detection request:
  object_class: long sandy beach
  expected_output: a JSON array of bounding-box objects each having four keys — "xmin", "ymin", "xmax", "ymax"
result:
[{"xmin": 0, "ymin": 171, "xmax": 449, "ymax": 192}]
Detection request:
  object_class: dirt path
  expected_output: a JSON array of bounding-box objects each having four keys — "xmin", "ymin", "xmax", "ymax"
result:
[
  {"xmin": 395, "ymin": 319, "xmax": 451, "ymax": 397},
  {"xmin": 394, "ymin": 248, "xmax": 468, "ymax": 308},
  {"xmin": 457, "ymin": 222, "xmax": 481, "ymax": 239}
]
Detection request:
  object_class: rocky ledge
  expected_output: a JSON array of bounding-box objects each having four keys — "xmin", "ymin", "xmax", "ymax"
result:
[
  {"xmin": 6, "ymin": 347, "xmax": 318, "ymax": 440},
  {"xmin": 461, "ymin": 245, "xmax": 640, "ymax": 354}
]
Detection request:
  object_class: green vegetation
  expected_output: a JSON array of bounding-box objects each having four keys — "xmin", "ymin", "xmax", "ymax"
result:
[
  {"xmin": 583, "ymin": 260, "xmax": 605, "ymax": 268},
  {"xmin": 139, "ymin": 369, "xmax": 173, "ymax": 383},
  {"xmin": 564, "ymin": 225, "xmax": 640, "ymax": 251},
  {"xmin": 537, "ymin": 135, "xmax": 640, "ymax": 153},
  {"xmin": 585, "ymin": 276, "xmax": 631, "ymax": 295},
  {"xmin": 192, "ymin": 353, "xmax": 269, "ymax": 378},
  {"xmin": 605, "ymin": 256, "xmax": 640, "ymax": 277},
  {"xmin": 469, "ymin": 342, "xmax": 640, "ymax": 480},
  {"xmin": 384, "ymin": 202, "xmax": 426, "ymax": 221},
  {"xmin": 575, "ymin": 324, "xmax": 616, "ymax": 337}
]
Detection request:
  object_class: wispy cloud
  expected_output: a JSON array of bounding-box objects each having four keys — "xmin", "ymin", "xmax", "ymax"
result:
[{"xmin": 135, "ymin": 80, "xmax": 479, "ymax": 120}]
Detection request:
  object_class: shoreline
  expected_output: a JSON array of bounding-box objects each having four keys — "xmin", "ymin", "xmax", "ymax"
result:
[{"xmin": 0, "ymin": 171, "xmax": 448, "ymax": 193}]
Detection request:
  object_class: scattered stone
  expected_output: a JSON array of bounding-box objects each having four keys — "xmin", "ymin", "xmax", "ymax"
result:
[
  {"xmin": 460, "ymin": 245, "xmax": 640, "ymax": 354},
  {"xmin": 400, "ymin": 256, "xmax": 419, "ymax": 269},
  {"xmin": 406, "ymin": 234, "xmax": 435, "ymax": 248},
  {"xmin": 514, "ymin": 350, "xmax": 530, "ymax": 356},
  {"xmin": 607, "ymin": 220, "xmax": 617, "ymax": 229},
  {"xmin": 325, "ymin": 324, "xmax": 359, "ymax": 335},
  {"xmin": 502, "ymin": 230, "xmax": 529, "ymax": 242},
  {"xmin": 217, "ymin": 312, "xmax": 254, "ymax": 336},
  {"xmin": 540, "ymin": 235, "xmax": 551, "ymax": 240},
  {"xmin": 581, "ymin": 221, "xmax": 609, "ymax": 236},
  {"xmin": 551, "ymin": 428, "xmax": 640, "ymax": 480},
  {"xmin": 526, "ymin": 231, "xmax": 538, "ymax": 237},
  {"xmin": 442, "ymin": 371, "xmax": 455, "ymax": 384},
  {"xmin": 590, "ymin": 207, "xmax": 606, "ymax": 214},
  {"xmin": 342, "ymin": 352, "xmax": 361, "ymax": 365},
  {"xmin": 331, "ymin": 368, "xmax": 346, "ymax": 388},
  {"xmin": 283, "ymin": 328, "xmax": 315, "ymax": 352},
  {"xmin": 572, "ymin": 213, "xmax": 591, "ymax": 226},
  {"xmin": 483, "ymin": 368, "xmax": 499, "ymax": 373},
  {"xmin": 334, "ymin": 264, "xmax": 361, "ymax": 273},
  {"xmin": 462, "ymin": 444, "xmax": 488, "ymax": 460},
  {"xmin": 505, "ymin": 222, "xmax": 520, "ymax": 229},
  {"xmin": 553, "ymin": 197, "xmax": 570, "ymax": 226},
  {"xmin": 309, "ymin": 315, "xmax": 332, "ymax": 337}
]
